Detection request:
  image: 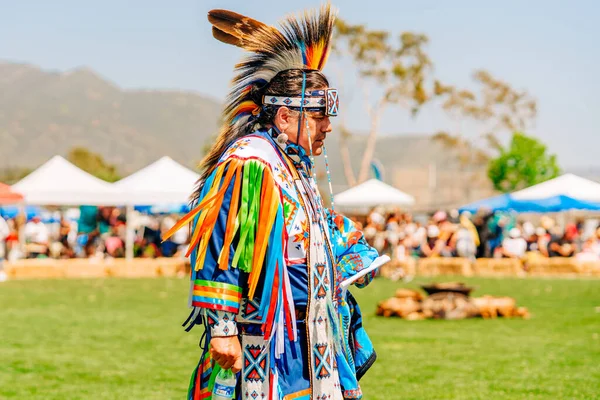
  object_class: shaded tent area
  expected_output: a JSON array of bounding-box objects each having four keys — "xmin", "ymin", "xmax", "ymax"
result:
[
  {"xmin": 460, "ymin": 174, "xmax": 600, "ymax": 214},
  {"xmin": 460, "ymin": 194, "xmax": 600, "ymax": 214},
  {"xmin": 5, "ymin": 155, "xmax": 200, "ymax": 260},
  {"xmin": 114, "ymin": 156, "xmax": 199, "ymax": 259}
]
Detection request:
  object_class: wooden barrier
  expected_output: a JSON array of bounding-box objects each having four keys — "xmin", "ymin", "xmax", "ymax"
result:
[
  {"xmin": 5, "ymin": 257, "xmax": 600, "ymax": 280},
  {"xmin": 64, "ymin": 261, "xmax": 110, "ymax": 278},
  {"xmin": 417, "ymin": 258, "xmax": 473, "ymax": 277},
  {"xmin": 414, "ymin": 257, "xmax": 600, "ymax": 278},
  {"xmin": 5, "ymin": 258, "xmax": 186, "ymax": 280},
  {"xmin": 6, "ymin": 259, "xmax": 66, "ymax": 279},
  {"xmin": 473, "ymin": 258, "xmax": 523, "ymax": 277},
  {"xmin": 526, "ymin": 257, "xmax": 583, "ymax": 277},
  {"xmin": 579, "ymin": 262, "xmax": 600, "ymax": 277},
  {"xmin": 379, "ymin": 259, "xmax": 417, "ymax": 280}
]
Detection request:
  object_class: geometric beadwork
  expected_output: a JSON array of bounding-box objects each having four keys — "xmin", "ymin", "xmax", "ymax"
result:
[
  {"xmin": 326, "ymin": 88, "xmax": 339, "ymax": 117},
  {"xmin": 313, "ymin": 343, "xmax": 332, "ymax": 380},
  {"xmin": 293, "ymin": 218, "xmax": 310, "ymax": 251},
  {"xmin": 313, "ymin": 263, "xmax": 329, "ymax": 299},
  {"xmin": 282, "ymin": 191, "xmax": 299, "ymax": 227},
  {"xmin": 206, "ymin": 309, "xmax": 219, "ymax": 329},
  {"xmin": 207, "ymin": 310, "xmax": 238, "ymax": 337},
  {"xmin": 344, "ymin": 254, "xmax": 364, "ymax": 272},
  {"xmin": 241, "ymin": 298, "xmax": 261, "ymax": 322},
  {"xmin": 262, "ymin": 89, "xmax": 337, "ymax": 112},
  {"xmin": 243, "ymin": 345, "xmax": 268, "ymax": 382}
]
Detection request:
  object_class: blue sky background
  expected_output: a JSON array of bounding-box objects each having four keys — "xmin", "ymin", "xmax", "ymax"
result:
[{"xmin": 1, "ymin": 0, "xmax": 598, "ymax": 168}]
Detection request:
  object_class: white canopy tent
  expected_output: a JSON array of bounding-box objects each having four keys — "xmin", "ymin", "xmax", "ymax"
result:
[
  {"xmin": 114, "ymin": 156, "xmax": 199, "ymax": 260},
  {"xmin": 334, "ymin": 179, "xmax": 415, "ymax": 210},
  {"xmin": 511, "ymin": 173, "xmax": 600, "ymax": 202},
  {"xmin": 114, "ymin": 156, "xmax": 199, "ymax": 205},
  {"xmin": 12, "ymin": 155, "xmax": 123, "ymax": 205},
  {"xmin": 11, "ymin": 156, "xmax": 124, "ymax": 258}
]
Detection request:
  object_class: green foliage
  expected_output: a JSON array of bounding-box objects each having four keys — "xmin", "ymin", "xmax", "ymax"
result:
[
  {"xmin": 334, "ymin": 19, "xmax": 433, "ymax": 114},
  {"xmin": 436, "ymin": 70, "xmax": 537, "ymax": 134},
  {"xmin": 488, "ymin": 132, "xmax": 560, "ymax": 192},
  {"xmin": 1, "ymin": 277, "xmax": 599, "ymax": 399},
  {"xmin": 0, "ymin": 167, "xmax": 33, "ymax": 185},
  {"xmin": 67, "ymin": 147, "xmax": 121, "ymax": 182}
]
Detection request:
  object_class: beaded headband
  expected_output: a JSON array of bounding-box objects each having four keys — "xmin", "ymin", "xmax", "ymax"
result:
[{"xmin": 262, "ymin": 88, "xmax": 339, "ymax": 117}]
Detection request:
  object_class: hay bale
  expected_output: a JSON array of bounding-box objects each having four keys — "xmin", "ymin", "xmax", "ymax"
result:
[
  {"xmin": 527, "ymin": 258, "xmax": 581, "ymax": 276},
  {"xmin": 379, "ymin": 259, "xmax": 417, "ymax": 280},
  {"xmin": 400, "ymin": 258, "xmax": 417, "ymax": 276},
  {"xmin": 63, "ymin": 260, "xmax": 109, "ymax": 278},
  {"xmin": 417, "ymin": 258, "xmax": 473, "ymax": 277},
  {"xmin": 110, "ymin": 259, "xmax": 161, "ymax": 278},
  {"xmin": 6, "ymin": 259, "xmax": 66, "ymax": 279},
  {"xmin": 155, "ymin": 258, "xmax": 184, "ymax": 277},
  {"xmin": 5, "ymin": 257, "xmax": 187, "ymax": 280},
  {"xmin": 474, "ymin": 258, "xmax": 523, "ymax": 277},
  {"xmin": 578, "ymin": 261, "xmax": 600, "ymax": 276}
]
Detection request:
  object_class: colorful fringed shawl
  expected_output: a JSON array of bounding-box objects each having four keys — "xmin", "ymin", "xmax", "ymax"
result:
[{"xmin": 164, "ymin": 131, "xmax": 379, "ymax": 400}]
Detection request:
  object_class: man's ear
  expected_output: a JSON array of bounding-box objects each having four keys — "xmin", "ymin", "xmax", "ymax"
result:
[{"xmin": 274, "ymin": 106, "xmax": 292, "ymax": 132}]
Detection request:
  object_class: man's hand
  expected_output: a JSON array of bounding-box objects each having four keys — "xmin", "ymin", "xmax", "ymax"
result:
[
  {"xmin": 355, "ymin": 276, "xmax": 367, "ymax": 286},
  {"xmin": 210, "ymin": 336, "xmax": 243, "ymax": 373}
]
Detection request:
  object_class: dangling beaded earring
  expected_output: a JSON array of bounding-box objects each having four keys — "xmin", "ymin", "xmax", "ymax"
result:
[{"xmin": 322, "ymin": 144, "xmax": 335, "ymax": 211}]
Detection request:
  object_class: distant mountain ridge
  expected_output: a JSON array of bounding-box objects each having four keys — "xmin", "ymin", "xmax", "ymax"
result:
[{"xmin": 0, "ymin": 61, "xmax": 221, "ymax": 173}]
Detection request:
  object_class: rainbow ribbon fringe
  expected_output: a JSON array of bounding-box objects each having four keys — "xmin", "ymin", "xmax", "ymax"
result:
[{"xmin": 163, "ymin": 156, "xmax": 297, "ymax": 344}]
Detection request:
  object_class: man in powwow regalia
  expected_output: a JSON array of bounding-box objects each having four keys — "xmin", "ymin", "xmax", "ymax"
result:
[{"xmin": 164, "ymin": 4, "xmax": 386, "ymax": 399}]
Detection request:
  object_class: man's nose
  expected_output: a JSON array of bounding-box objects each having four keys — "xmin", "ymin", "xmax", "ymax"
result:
[{"xmin": 322, "ymin": 117, "xmax": 332, "ymax": 133}]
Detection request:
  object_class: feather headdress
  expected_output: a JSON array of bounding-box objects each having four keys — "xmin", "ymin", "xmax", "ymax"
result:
[
  {"xmin": 208, "ymin": 4, "xmax": 336, "ymax": 128},
  {"xmin": 194, "ymin": 5, "xmax": 337, "ymax": 202}
]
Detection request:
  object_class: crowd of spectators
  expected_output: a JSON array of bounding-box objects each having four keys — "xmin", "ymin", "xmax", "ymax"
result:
[
  {"xmin": 0, "ymin": 206, "xmax": 189, "ymax": 262},
  {"xmin": 2, "ymin": 205, "xmax": 600, "ymax": 267},
  {"xmin": 356, "ymin": 207, "xmax": 600, "ymax": 263}
]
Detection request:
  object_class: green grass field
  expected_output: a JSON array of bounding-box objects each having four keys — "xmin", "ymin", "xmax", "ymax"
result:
[{"xmin": 1, "ymin": 276, "xmax": 599, "ymax": 400}]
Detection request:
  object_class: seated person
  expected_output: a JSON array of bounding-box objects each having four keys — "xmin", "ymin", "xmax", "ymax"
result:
[
  {"xmin": 501, "ymin": 228, "xmax": 527, "ymax": 259},
  {"xmin": 548, "ymin": 227, "xmax": 576, "ymax": 257},
  {"xmin": 24, "ymin": 216, "xmax": 49, "ymax": 258},
  {"xmin": 420, "ymin": 225, "xmax": 446, "ymax": 258}
]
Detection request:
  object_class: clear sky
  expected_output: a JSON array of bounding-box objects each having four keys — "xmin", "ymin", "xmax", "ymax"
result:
[{"xmin": 1, "ymin": 0, "xmax": 598, "ymax": 169}]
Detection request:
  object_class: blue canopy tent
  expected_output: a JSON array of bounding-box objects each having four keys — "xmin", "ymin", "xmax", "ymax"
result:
[
  {"xmin": 134, "ymin": 203, "xmax": 190, "ymax": 215},
  {"xmin": 515, "ymin": 195, "xmax": 600, "ymax": 213},
  {"xmin": 458, "ymin": 194, "xmax": 513, "ymax": 214},
  {"xmin": 460, "ymin": 194, "xmax": 600, "ymax": 214}
]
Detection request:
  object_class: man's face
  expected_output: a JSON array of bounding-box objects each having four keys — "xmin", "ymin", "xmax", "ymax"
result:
[{"xmin": 287, "ymin": 111, "xmax": 333, "ymax": 156}]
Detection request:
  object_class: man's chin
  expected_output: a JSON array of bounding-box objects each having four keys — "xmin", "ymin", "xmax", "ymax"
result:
[{"xmin": 313, "ymin": 146, "xmax": 323, "ymax": 156}]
